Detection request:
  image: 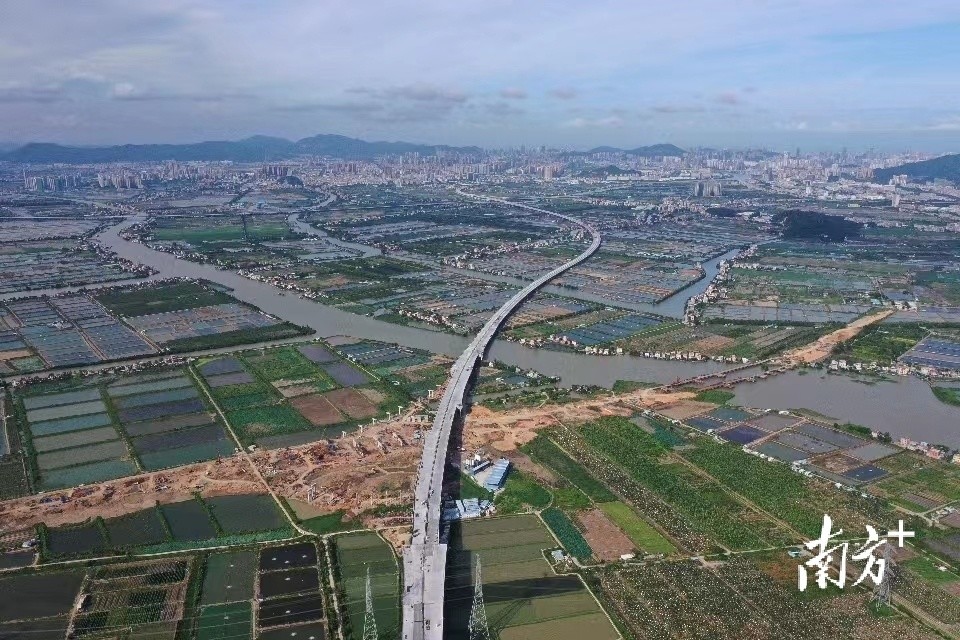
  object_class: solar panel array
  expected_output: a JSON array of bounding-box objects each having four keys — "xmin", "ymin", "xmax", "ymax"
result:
[
  {"xmin": 50, "ymin": 296, "xmax": 155, "ymax": 360},
  {"xmin": 0, "ymin": 249, "xmax": 132, "ymax": 293},
  {"xmin": 900, "ymin": 337, "xmax": 960, "ymax": 371},
  {"xmin": 704, "ymin": 302, "xmax": 873, "ymax": 323},
  {"xmin": 2, "ymin": 295, "xmax": 155, "ymax": 368},
  {"xmin": 559, "ymin": 313, "xmax": 661, "ymax": 346},
  {"xmin": 7, "ymin": 299, "xmax": 99, "ymax": 367},
  {"xmin": 335, "ymin": 341, "xmax": 428, "ymax": 370},
  {"xmin": 125, "ymin": 303, "xmax": 278, "ymax": 344}
]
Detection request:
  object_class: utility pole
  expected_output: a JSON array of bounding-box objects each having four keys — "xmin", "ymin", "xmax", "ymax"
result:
[
  {"xmin": 468, "ymin": 556, "xmax": 491, "ymax": 640},
  {"xmin": 363, "ymin": 567, "xmax": 378, "ymax": 640}
]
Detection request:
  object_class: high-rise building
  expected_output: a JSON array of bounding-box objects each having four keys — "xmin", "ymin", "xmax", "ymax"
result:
[{"xmin": 693, "ymin": 179, "xmax": 722, "ymax": 197}]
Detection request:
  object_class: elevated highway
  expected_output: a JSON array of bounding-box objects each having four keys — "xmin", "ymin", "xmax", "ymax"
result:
[{"xmin": 402, "ymin": 195, "xmax": 601, "ymax": 640}]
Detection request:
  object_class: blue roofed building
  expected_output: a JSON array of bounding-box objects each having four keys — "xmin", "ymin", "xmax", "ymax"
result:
[{"xmin": 484, "ymin": 458, "xmax": 510, "ymax": 493}]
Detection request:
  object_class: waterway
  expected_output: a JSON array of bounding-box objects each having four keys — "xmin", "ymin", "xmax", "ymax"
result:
[
  {"xmin": 95, "ymin": 216, "xmax": 729, "ymax": 384},
  {"xmin": 733, "ymin": 370, "xmax": 960, "ymax": 447},
  {"xmin": 287, "ymin": 213, "xmax": 381, "ymax": 258},
  {"xmin": 647, "ymin": 248, "xmax": 739, "ymax": 317},
  {"xmin": 94, "ymin": 216, "xmax": 960, "ymax": 444}
]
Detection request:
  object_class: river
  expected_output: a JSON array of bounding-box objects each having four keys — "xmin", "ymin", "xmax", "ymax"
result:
[
  {"xmin": 95, "ymin": 217, "xmax": 730, "ymax": 384},
  {"xmin": 733, "ymin": 370, "xmax": 960, "ymax": 447},
  {"xmin": 43, "ymin": 217, "xmax": 960, "ymax": 443},
  {"xmin": 287, "ymin": 213, "xmax": 382, "ymax": 258}
]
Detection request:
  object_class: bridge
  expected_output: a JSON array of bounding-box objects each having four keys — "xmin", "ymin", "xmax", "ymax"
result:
[{"xmin": 401, "ymin": 195, "xmax": 601, "ymax": 640}]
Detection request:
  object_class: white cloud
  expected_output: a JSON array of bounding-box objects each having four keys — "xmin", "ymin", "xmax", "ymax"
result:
[
  {"xmin": 0, "ymin": 1, "xmax": 959, "ymax": 146},
  {"xmin": 924, "ymin": 117, "xmax": 960, "ymax": 131},
  {"xmin": 563, "ymin": 115, "xmax": 624, "ymax": 128}
]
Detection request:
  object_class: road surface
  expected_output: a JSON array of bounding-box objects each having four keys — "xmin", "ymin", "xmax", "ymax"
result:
[{"xmin": 401, "ymin": 194, "xmax": 601, "ymax": 640}]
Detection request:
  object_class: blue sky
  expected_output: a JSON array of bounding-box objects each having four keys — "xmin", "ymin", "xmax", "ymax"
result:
[{"xmin": 1, "ymin": 0, "xmax": 959, "ymax": 151}]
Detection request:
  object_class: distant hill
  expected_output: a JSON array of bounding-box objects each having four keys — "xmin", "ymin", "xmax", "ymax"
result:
[
  {"xmin": 564, "ymin": 143, "xmax": 685, "ymax": 158},
  {"xmin": 2, "ymin": 134, "xmax": 483, "ymax": 164},
  {"xmin": 873, "ymin": 154, "xmax": 960, "ymax": 184}
]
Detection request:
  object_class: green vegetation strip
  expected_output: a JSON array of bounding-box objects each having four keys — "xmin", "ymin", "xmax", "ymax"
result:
[
  {"xmin": 541, "ymin": 508, "xmax": 592, "ymax": 560},
  {"xmin": 933, "ymin": 386, "xmax": 960, "ymax": 407},
  {"xmin": 598, "ymin": 502, "xmax": 675, "ymax": 554},
  {"xmin": 523, "ymin": 435, "xmax": 617, "ymax": 502},
  {"xmin": 693, "ymin": 389, "xmax": 736, "ymax": 405}
]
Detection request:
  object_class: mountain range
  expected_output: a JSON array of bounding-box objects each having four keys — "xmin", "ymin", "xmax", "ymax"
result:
[
  {"xmin": 873, "ymin": 153, "xmax": 960, "ymax": 184},
  {"xmin": 0, "ymin": 135, "xmax": 686, "ymax": 164},
  {"xmin": 563, "ymin": 143, "xmax": 685, "ymax": 157},
  {"xmin": 1, "ymin": 134, "xmax": 484, "ymax": 164}
]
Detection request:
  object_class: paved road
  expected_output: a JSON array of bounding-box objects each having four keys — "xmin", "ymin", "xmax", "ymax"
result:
[{"xmin": 401, "ymin": 194, "xmax": 601, "ymax": 640}]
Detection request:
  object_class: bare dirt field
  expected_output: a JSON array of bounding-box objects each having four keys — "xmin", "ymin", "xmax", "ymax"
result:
[
  {"xmin": 657, "ymin": 399, "xmax": 717, "ymax": 420},
  {"xmin": 813, "ymin": 452, "xmax": 862, "ymax": 473},
  {"xmin": 0, "ymin": 456, "xmax": 262, "ymax": 531},
  {"xmin": 0, "ymin": 377, "xmax": 708, "ymax": 549},
  {"xmin": 324, "ymin": 387, "xmax": 378, "ymax": 419},
  {"xmin": 275, "ymin": 379, "xmax": 320, "ymax": 398},
  {"xmin": 577, "ymin": 508, "xmax": 635, "ymax": 561},
  {"xmin": 688, "ymin": 335, "xmax": 736, "ymax": 354},
  {"xmin": 291, "ymin": 393, "xmax": 345, "ymax": 425},
  {"xmin": 0, "ymin": 349, "xmax": 32, "ymax": 362}
]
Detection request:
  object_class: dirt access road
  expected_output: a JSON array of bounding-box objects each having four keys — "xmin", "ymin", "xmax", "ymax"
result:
[{"xmin": 780, "ymin": 309, "xmax": 895, "ymax": 364}]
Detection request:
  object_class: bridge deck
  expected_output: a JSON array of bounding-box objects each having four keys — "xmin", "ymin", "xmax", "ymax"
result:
[{"xmin": 401, "ymin": 196, "xmax": 601, "ymax": 640}]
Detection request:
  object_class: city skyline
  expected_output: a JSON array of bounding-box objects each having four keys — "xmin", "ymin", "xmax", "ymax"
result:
[{"xmin": 1, "ymin": 1, "xmax": 959, "ymax": 152}]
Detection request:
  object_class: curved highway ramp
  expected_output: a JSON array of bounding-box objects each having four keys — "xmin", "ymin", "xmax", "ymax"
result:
[{"xmin": 401, "ymin": 195, "xmax": 601, "ymax": 640}]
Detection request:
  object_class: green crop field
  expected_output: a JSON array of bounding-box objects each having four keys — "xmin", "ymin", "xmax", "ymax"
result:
[
  {"xmin": 541, "ymin": 508, "xmax": 592, "ymax": 560},
  {"xmin": 576, "ymin": 416, "xmax": 789, "ymax": 550},
  {"xmin": 164, "ymin": 323, "xmax": 312, "ymax": 354},
  {"xmin": 244, "ymin": 346, "xmax": 326, "ymax": 381},
  {"xmin": 334, "ymin": 532, "xmax": 399, "ymax": 640},
  {"xmin": 226, "ymin": 405, "xmax": 312, "ymax": 442},
  {"xmin": 681, "ymin": 438, "xmax": 905, "ymax": 538},
  {"xmin": 494, "ymin": 469, "xmax": 552, "ymax": 514},
  {"xmin": 201, "ymin": 551, "xmax": 257, "ymax": 605},
  {"xmin": 523, "ymin": 435, "xmax": 617, "ymax": 502},
  {"xmin": 196, "ymin": 602, "xmax": 252, "ymax": 640},
  {"xmin": 598, "ymin": 501, "xmax": 676, "ymax": 554},
  {"xmin": 873, "ymin": 460, "xmax": 960, "ymax": 511},
  {"xmin": 97, "ymin": 281, "xmax": 234, "ymax": 316},
  {"xmin": 445, "ymin": 515, "xmax": 616, "ymax": 640},
  {"xmin": 933, "ymin": 386, "xmax": 960, "ymax": 407},
  {"xmin": 206, "ymin": 494, "xmax": 288, "ymax": 534}
]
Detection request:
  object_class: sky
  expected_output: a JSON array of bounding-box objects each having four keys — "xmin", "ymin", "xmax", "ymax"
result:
[{"xmin": 2, "ymin": 1, "xmax": 960, "ymax": 152}]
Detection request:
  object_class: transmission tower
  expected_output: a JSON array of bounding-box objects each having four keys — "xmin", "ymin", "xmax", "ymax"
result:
[
  {"xmin": 468, "ymin": 556, "xmax": 491, "ymax": 640},
  {"xmin": 872, "ymin": 543, "xmax": 895, "ymax": 609},
  {"xmin": 362, "ymin": 567, "xmax": 378, "ymax": 640}
]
